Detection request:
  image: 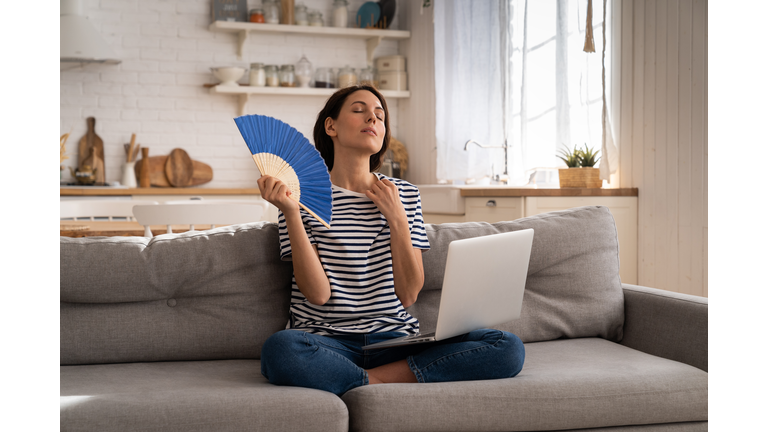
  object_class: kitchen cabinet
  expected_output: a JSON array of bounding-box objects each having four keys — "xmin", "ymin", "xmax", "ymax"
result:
[
  {"xmin": 207, "ymin": 21, "xmax": 412, "ymax": 115},
  {"xmin": 464, "ymin": 197, "xmax": 524, "ymax": 224}
]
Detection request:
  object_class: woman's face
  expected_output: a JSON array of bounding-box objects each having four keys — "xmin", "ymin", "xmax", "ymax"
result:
[{"xmin": 325, "ymin": 90, "xmax": 386, "ymax": 158}]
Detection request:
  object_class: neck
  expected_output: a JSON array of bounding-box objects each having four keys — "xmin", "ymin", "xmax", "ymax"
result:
[{"xmin": 330, "ymin": 154, "xmax": 376, "ymax": 193}]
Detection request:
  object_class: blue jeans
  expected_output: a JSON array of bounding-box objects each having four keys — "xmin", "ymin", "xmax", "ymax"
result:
[{"xmin": 260, "ymin": 329, "xmax": 525, "ymax": 396}]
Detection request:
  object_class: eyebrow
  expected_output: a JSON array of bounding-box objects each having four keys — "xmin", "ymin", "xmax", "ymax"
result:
[{"xmin": 351, "ymin": 101, "xmax": 385, "ymax": 112}]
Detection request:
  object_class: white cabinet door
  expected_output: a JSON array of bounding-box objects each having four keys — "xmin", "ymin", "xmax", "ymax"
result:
[
  {"xmin": 524, "ymin": 197, "xmax": 638, "ymax": 284},
  {"xmin": 464, "ymin": 197, "xmax": 524, "ymax": 224}
]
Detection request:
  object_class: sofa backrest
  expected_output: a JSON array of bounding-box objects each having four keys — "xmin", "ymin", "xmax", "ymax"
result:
[
  {"xmin": 406, "ymin": 205, "xmax": 624, "ymax": 343},
  {"xmin": 60, "ymin": 205, "xmax": 624, "ymax": 366},
  {"xmin": 60, "ymin": 223, "xmax": 293, "ymax": 365}
]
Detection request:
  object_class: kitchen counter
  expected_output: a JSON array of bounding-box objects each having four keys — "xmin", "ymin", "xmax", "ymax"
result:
[
  {"xmin": 458, "ymin": 187, "xmax": 638, "ymax": 197},
  {"xmin": 60, "ymin": 187, "xmax": 261, "ymax": 196}
]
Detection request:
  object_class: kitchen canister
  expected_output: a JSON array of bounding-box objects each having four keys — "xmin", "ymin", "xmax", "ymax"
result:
[
  {"xmin": 121, "ymin": 161, "xmax": 137, "ymax": 188},
  {"xmin": 314, "ymin": 68, "xmax": 335, "ymax": 88},
  {"xmin": 337, "ymin": 65, "xmax": 357, "ymax": 88},
  {"xmin": 332, "ymin": 0, "xmax": 349, "ymax": 27},
  {"xmin": 308, "ymin": 10, "xmax": 323, "ymax": 26},
  {"xmin": 263, "ymin": 0, "xmax": 280, "ymax": 24},
  {"xmin": 279, "ymin": 65, "xmax": 296, "ymax": 87},
  {"xmin": 375, "ymin": 55, "xmax": 406, "ymax": 72},
  {"xmin": 295, "ymin": 55, "xmax": 313, "ymax": 87},
  {"xmin": 378, "ymin": 71, "xmax": 407, "ymax": 91},
  {"xmin": 295, "ymin": 3, "xmax": 308, "ymax": 25},
  {"xmin": 249, "ymin": 63, "xmax": 266, "ymax": 86},
  {"xmin": 264, "ymin": 65, "xmax": 279, "ymax": 87}
]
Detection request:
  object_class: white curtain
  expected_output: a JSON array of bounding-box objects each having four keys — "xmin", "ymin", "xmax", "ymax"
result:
[
  {"xmin": 434, "ymin": 0, "xmax": 618, "ymax": 185},
  {"xmin": 434, "ymin": 0, "xmax": 506, "ymax": 182}
]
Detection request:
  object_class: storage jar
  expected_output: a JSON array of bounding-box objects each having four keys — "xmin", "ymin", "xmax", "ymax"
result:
[
  {"xmin": 337, "ymin": 65, "xmax": 357, "ymax": 88},
  {"xmin": 279, "ymin": 64, "xmax": 296, "ymax": 87},
  {"xmin": 263, "ymin": 0, "xmax": 280, "ymax": 24},
  {"xmin": 308, "ymin": 10, "xmax": 323, "ymax": 27},
  {"xmin": 264, "ymin": 65, "xmax": 279, "ymax": 87},
  {"xmin": 249, "ymin": 63, "xmax": 266, "ymax": 86},
  {"xmin": 332, "ymin": 0, "xmax": 349, "ymax": 28},
  {"xmin": 313, "ymin": 68, "xmax": 335, "ymax": 88},
  {"xmin": 249, "ymin": 8, "xmax": 265, "ymax": 23},
  {"xmin": 295, "ymin": 55, "xmax": 313, "ymax": 88},
  {"xmin": 359, "ymin": 66, "xmax": 378, "ymax": 88},
  {"xmin": 295, "ymin": 4, "xmax": 308, "ymax": 25}
]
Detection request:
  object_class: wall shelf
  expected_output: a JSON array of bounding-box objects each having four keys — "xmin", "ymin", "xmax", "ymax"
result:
[
  {"xmin": 208, "ymin": 85, "xmax": 411, "ymax": 116},
  {"xmin": 208, "ymin": 21, "xmax": 411, "ymax": 64}
]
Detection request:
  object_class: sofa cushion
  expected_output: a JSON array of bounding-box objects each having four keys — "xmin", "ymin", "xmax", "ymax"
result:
[
  {"xmin": 407, "ymin": 206, "xmax": 624, "ymax": 343},
  {"xmin": 60, "ymin": 223, "xmax": 293, "ymax": 365},
  {"xmin": 60, "ymin": 360, "xmax": 348, "ymax": 432},
  {"xmin": 342, "ymin": 338, "xmax": 707, "ymax": 432}
]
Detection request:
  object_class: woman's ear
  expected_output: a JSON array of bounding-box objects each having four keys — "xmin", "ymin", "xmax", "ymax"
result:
[{"xmin": 324, "ymin": 117, "xmax": 337, "ymax": 137}]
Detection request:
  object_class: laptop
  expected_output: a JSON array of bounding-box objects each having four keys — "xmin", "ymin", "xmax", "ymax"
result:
[{"xmin": 361, "ymin": 228, "xmax": 534, "ymax": 350}]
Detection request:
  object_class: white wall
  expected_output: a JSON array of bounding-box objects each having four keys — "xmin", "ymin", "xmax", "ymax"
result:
[
  {"xmin": 60, "ymin": 0, "xmax": 404, "ymax": 188},
  {"xmin": 617, "ymin": 0, "xmax": 708, "ymax": 297}
]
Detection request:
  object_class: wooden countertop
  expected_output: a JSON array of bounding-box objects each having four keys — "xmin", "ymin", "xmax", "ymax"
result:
[
  {"xmin": 459, "ymin": 187, "xmax": 638, "ymax": 197},
  {"xmin": 60, "ymin": 186, "xmax": 637, "ymax": 197},
  {"xmin": 61, "ymin": 187, "xmax": 261, "ymax": 196}
]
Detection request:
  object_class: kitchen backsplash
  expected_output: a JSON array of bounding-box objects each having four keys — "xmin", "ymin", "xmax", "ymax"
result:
[{"xmin": 60, "ymin": 0, "xmax": 403, "ymax": 188}]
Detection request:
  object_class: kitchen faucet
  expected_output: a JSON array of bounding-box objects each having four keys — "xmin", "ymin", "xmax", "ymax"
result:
[{"xmin": 464, "ymin": 139, "xmax": 510, "ymax": 183}]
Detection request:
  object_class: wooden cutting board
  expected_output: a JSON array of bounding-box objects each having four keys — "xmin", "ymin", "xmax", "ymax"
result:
[
  {"xmin": 135, "ymin": 155, "xmax": 213, "ymax": 187},
  {"xmin": 78, "ymin": 117, "xmax": 105, "ymax": 183},
  {"xmin": 165, "ymin": 148, "xmax": 194, "ymax": 187}
]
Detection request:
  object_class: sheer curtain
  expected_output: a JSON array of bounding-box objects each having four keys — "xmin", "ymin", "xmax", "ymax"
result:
[{"xmin": 434, "ymin": 0, "xmax": 618, "ymax": 185}]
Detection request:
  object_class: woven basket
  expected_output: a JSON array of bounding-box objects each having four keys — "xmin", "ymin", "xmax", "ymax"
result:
[{"xmin": 558, "ymin": 167, "xmax": 602, "ymax": 188}]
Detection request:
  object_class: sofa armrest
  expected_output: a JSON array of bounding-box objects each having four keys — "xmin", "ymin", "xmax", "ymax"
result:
[{"xmin": 620, "ymin": 283, "xmax": 708, "ymax": 372}]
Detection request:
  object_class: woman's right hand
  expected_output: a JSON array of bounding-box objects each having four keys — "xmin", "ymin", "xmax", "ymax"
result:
[{"xmin": 257, "ymin": 175, "xmax": 300, "ymax": 215}]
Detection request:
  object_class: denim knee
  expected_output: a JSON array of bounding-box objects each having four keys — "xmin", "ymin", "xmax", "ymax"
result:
[
  {"xmin": 260, "ymin": 330, "xmax": 306, "ymax": 382},
  {"xmin": 498, "ymin": 331, "xmax": 525, "ymax": 378}
]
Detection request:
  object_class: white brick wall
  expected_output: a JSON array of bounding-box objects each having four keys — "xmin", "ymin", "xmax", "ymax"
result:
[{"xmin": 61, "ymin": 0, "xmax": 404, "ymax": 188}]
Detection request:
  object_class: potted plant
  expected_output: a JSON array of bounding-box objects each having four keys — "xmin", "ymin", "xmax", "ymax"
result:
[{"xmin": 557, "ymin": 143, "xmax": 602, "ymax": 188}]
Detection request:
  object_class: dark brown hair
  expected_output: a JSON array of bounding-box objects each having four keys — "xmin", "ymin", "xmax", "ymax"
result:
[{"xmin": 313, "ymin": 84, "xmax": 390, "ymax": 172}]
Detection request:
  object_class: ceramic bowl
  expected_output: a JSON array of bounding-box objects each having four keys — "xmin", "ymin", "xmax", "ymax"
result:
[{"xmin": 211, "ymin": 67, "xmax": 245, "ymax": 86}]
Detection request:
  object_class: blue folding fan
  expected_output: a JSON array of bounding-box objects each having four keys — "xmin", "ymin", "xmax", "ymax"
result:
[{"xmin": 234, "ymin": 114, "xmax": 332, "ymax": 229}]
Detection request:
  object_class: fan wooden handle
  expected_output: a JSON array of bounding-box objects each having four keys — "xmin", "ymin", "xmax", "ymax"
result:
[{"xmin": 290, "ymin": 195, "xmax": 331, "ymax": 230}]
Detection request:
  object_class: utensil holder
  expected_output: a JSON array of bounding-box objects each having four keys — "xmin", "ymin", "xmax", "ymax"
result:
[{"xmin": 122, "ymin": 161, "xmax": 137, "ymax": 188}]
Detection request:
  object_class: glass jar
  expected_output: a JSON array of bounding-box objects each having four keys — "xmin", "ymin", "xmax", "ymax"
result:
[
  {"xmin": 249, "ymin": 8, "xmax": 265, "ymax": 23},
  {"xmin": 294, "ymin": 4, "xmax": 308, "ymax": 25},
  {"xmin": 337, "ymin": 65, "xmax": 357, "ymax": 88},
  {"xmin": 264, "ymin": 65, "xmax": 279, "ymax": 87},
  {"xmin": 308, "ymin": 10, "xmax": 323, "ymax": 27},
  {"xmin": 359, "ymin": 66, "xmax": 376, "ymax": 88},
  {"xmin": 295, "ymin": 55, "xmax": 313, "ymax": 88},
  {"xmin": 332, "ymin": 0, "xmax": 349, "ymax": 28},
  {"xmin": 313, "ymin": 67, "xmax": 335, "ymax": 88},
  {"xmin": 249, "ymin": 63, "xmax": 266, "ymax": 86},
  {"xmin": 263, "ymin": 0, "xmax": 280, "ymax": 24},
  {"xmin": 279, "ymin": 64, "xmax": 295, "ymax": 87}
]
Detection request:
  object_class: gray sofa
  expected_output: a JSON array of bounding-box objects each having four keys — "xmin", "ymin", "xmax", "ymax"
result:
[{"xmin": 60, "ymin": 205, "xmax": 708, "ymax": 432}]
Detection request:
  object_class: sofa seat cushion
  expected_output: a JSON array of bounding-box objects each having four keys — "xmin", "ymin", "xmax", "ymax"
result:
[
  {"xmin": 60, "ymin": 360, "xmax": 347, "ymax": 432},
  {"xmin": 342, "ymin": 338, "xmax": 707, "ymax": 432}
]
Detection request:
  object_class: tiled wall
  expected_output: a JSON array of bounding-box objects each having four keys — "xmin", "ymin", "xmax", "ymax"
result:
[{"xmin": 60, "ymin": 0, "xmax": 404, "ymax": 188}]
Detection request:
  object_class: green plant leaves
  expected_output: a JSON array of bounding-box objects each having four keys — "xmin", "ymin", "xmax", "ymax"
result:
[{"xmin": 557, "ymin": 143, "xmax": 601, "ymax": 168}]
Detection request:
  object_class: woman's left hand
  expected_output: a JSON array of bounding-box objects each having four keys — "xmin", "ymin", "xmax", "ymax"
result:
[{"xmin": 365, "ymin": 178, "xmax": 408, "ymax": 225}]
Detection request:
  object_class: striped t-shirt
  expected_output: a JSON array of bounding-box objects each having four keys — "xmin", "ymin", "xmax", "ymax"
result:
[{"xmin": 277, "ymin": 172, "xmax": 430, "ymax": 336}]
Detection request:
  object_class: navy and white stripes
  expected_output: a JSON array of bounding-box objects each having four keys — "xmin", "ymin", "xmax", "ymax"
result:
[{"xmin": 278, "ymin": 173, "xmax": 430, "ymax": 336}]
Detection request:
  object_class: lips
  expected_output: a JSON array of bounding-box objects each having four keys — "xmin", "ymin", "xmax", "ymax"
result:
[{"xmin": 361, "ymin": 127, "xmax": 377, "ymax": 137}]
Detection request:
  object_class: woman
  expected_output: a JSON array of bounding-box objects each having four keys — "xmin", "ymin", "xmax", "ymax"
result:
[{"xmin": 258, "ymin": 85, "xmax": 525, "ymax": 396}]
